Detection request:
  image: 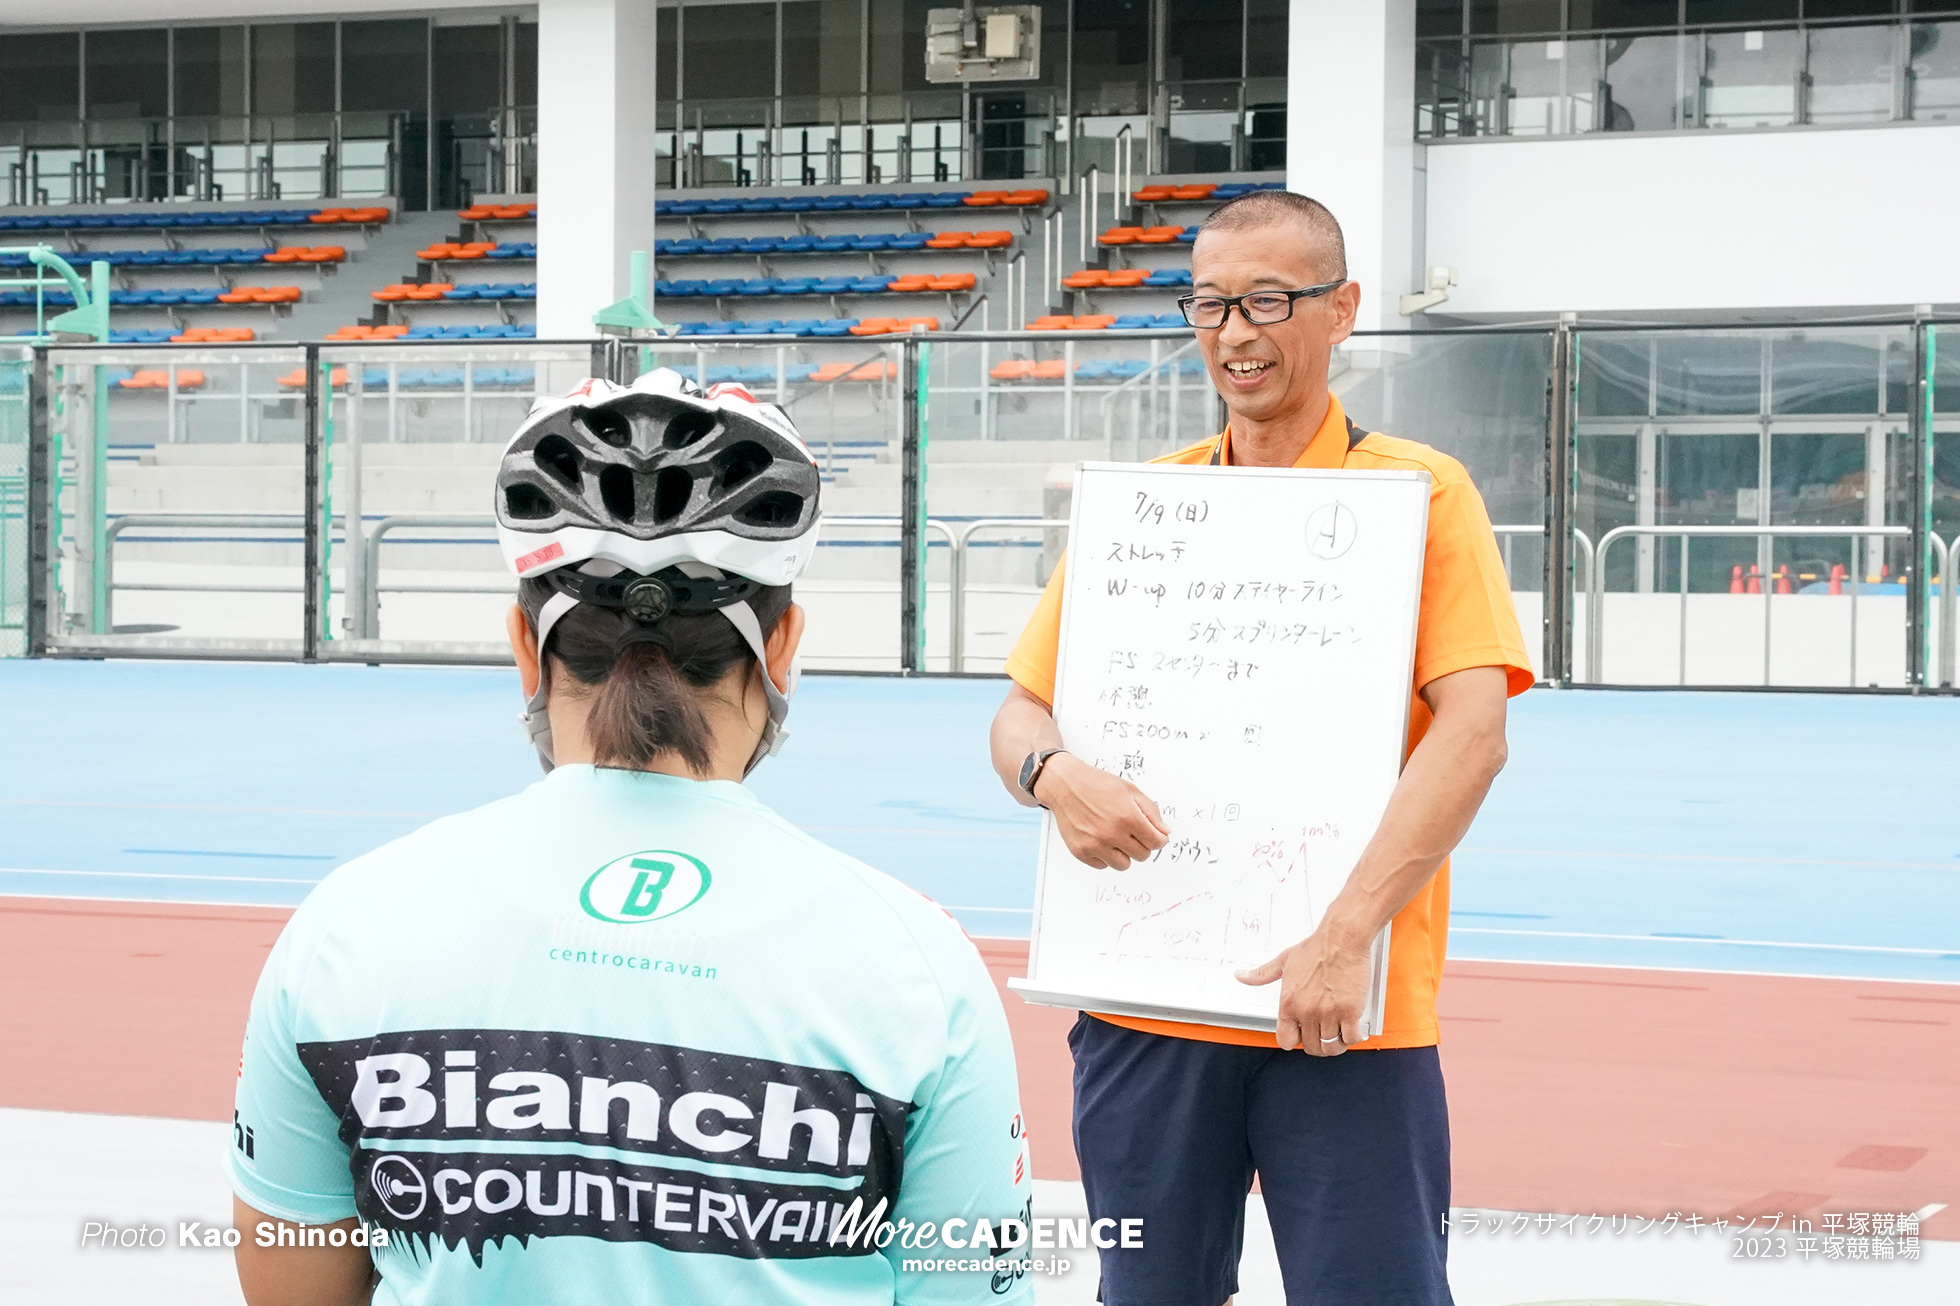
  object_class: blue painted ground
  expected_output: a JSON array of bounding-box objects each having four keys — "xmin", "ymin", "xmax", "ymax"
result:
[{"xmin": 3, "ymin": 660, "xmax": 1957, "ymax": 983}]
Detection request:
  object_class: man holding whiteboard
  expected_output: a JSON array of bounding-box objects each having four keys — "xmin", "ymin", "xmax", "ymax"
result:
[{"xmin": 989, "ymin": 191, "xmax": 1534, "ymax": 1305}]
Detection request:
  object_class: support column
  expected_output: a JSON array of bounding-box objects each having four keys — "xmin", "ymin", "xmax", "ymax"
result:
[
  {"xmin": 1285, "ymin": 1, "xmax": 1417, "ymax": 334},
  {"xmin": 536, "ymin": 0, "xmax": 659, "ymax": 340}
]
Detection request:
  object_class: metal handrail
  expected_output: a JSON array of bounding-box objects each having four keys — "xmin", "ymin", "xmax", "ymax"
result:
[
  {"xmin": 360, "ymin": 514, "xmax": 497, "ymax": 639},
  {"xmin": 1095, "ymin": 338, "xmax": 1204, "ymax": 458},
  {"xmin": 1491, "ymin": 524, "xmax": 1595, "ymax": 598},
  {"xmin": 949, "ymin": 517, "xmax": 1071, "ymax": 673},
  {"xmin": 101, "ymin": 512, "xmax": 307, "ymax": 632},
  {"xmin": 1945, "ymin": 534, "xmax": 1958, "ymax": 688},
  {"xmin": 1585, "ymin": 524, "xmax": 1925, "ymax": 687}
]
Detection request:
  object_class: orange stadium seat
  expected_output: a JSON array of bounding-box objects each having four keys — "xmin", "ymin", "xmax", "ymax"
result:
[
  {"xmin": 888, "ymin": 274, "xmax": 935, "ymax": 292},
  {"xmin": 1099, "ymin": 226, "xmax": 1144, "ymax": 246},
  {"xmin": 1135, "ymin": 225, "xmax": 1183, "ymax": 244},
  {"xmin": 849, "ymin": 317, "xmax": 901, "ymax": 335},
  {"xmin": 928, "ymin": 272, "xmax": 977, "ymax": 291},
  {"xmin": 1003, "ymin": 189, "xmax": 1048, "ymax": 206},
  {"xmin": 1062, "ymin": 270, "xmax": 1109, "ymax": 288},
  {"xmin": 1132, "ymin": 185, "xmax": 1175, "ymax": 202},
  {"xmin": 990, "ymin": 359, "xmax": 1035, "ymax": 380},
  {"xmin": 896, "ymin": 316, "xmax": 940, "ymax": 331},
  {"xmin": 1103, "ymin": 269, "xmax": 1150, "ymax": 287},
  {"xmin": 967, "ymin": 230, "xmax": 1013, "ymax": 248},
  {"xmin": 963, "ymin": 190, "xmax": 1010, "ymax": 206},
  {"xmin": 1170, "ymin": 184, "xmax": 1216, "ymax": 200},
  {"xmin": 1030, "ymin": 359, "xmax": 1068, "ymax": 379},
  {"xmin": 926, "ymin": 231, "xmax": 972, "ymax": 249}
]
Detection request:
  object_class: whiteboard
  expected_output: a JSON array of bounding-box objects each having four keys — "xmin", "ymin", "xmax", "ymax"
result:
[{"xmin": 1009, "ymin": 461, "xmax": 1431, "ymax": 1037}]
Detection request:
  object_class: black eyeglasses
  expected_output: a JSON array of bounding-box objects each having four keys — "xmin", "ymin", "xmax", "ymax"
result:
[{"xmin": 1177, "ymin": 280, "xmax": 1347, "ymax": 329}]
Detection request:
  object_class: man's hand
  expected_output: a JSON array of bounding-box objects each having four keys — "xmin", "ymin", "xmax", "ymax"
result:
[
  {"xmin": 1234, "ymin": 924, "xmax": 1374, "ymax": 1055},
  {"xmin": 1033, "ymin": 752, "xmax": 1170, "ymax": 870}
]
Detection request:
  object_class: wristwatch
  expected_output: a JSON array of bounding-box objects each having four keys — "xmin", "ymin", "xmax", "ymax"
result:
[{"xmin": 1018, "ymin": 748, "xmax": 1066, "ymax": 803}]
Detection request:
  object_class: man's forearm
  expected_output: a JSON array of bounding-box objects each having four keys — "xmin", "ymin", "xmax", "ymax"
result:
[
  {"xmin": 1319, "ymin": 676, "xmax": 1509, "ymax": 947},
  {"xmin": 989, "ymin": 684, "xmax": 1064, "ymax": 807}
]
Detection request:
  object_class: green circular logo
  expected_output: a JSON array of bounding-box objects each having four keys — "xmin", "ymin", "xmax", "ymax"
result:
[{"xmin": 579, "ymin": 851, "xmax": 712, "ymax": 924}]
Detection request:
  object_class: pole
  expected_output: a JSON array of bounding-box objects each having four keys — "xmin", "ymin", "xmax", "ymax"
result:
[
  {"xmin": 1908, "ymin": 313, "xmax": 1933, "ymax": 689},
  {"xmin": 302, "ymin": 344, "xmax": 322, "ymax": 662},
  {"xmin": 900, "ymin": 338, "xmax": 927, "ymax": 672},
  {"xmin": 25, "ymin": 349, "xmax": 50, "ymax": 654},
  {"xmin": 1543, "ymin": 319, "xmax": 1575, "ymax": 686}
]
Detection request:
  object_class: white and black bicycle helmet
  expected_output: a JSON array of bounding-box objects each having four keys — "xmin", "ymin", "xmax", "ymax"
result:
[{"xmin": 496, "ymin": 367, "xmax": 822, "ymax": 774}]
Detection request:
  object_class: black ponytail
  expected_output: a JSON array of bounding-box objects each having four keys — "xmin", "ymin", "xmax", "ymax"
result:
[{"xmin": 517, "ymin": 577, "xmax": 793, "ymax": 774}]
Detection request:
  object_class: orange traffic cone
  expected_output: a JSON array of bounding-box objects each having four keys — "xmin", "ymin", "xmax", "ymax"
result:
[
  {"xmin": 1746, "ymin": 565, "xmax": 1762, "ymax": 595},
  {"xmin": 1775, "ymin": 566, "xmax": 1792, "ymax": 594},
  {"xmin": 1828, "ymin": 564, "xmax": 1846, "ymax": 595},
  {"xmin": 1730, "ymin": 565, "xmax": 1745, "ymax": 594}
]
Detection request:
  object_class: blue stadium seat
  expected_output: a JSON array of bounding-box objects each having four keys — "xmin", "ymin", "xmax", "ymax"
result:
[
  {"xmin": 667, "ymin": 279, "xmax": 709, "ymax": 297},
  {"xmin": 739, "ymin": 237, "xmax": 782, "ymax": 253},
  {"xmin": 812, "ymin": 198, "xmax": 852, "ymax": 212},
  {"xmin": 664, "ymin": 200, "xmax": 705, "ymax": 215},
  {"xmin": 1075, "ymin": 360, "xmax": 1113, "ymax": 381},
  {"xmin": 809, "ymin": 318, "xmax": 857, "ymax": 336},
  {"xmin": 1150, "ymin": 314, "xmax": 1189, "ymax": 329},
  {"xmin": 738, "ymin": 199, "xmax": 783, "ymax": 213},
  {"xmin": 814, "ymin": 235, "xmax": 856, "ymax": 252},
  {"xmin": 706, "ymin": 365, "xmax": 744, "ymax": 384},
  {"xmin": 851, "ymin": 234, "xmax": 898, "ymax": 250},
  {"xmin": 776, "ymin": 235, "xmax": 820, "ymax": 253},
  {"xmin": 890, "ymin": 232, "xmax": 932, "ymax": 249},
  {"xmin": 512, "ymin": 324, "xmax": 537, "ymax": 337},
  {"xmin": 889, "ymin": 195, "xmax": 930, "ymax": 210},
  {"xmin": 780, "ymin": 318, "xmax": 824, "ymax": 334},
  {"xmin": 848, "ymin": 276, "xmax": 895, "ymax": 293},
  {"xmin": 736, "ymin": 279, "xmax": 777, "ymax": 295},
  {"xmin": 1109, "ymin": 360, "xmax": 1148, "ymax": 379},
  {"xmin": 786, "ymin": 362, "xmax": 819, "ymax": 381},
  {"xmin": 812, "ymin": 276, "xmax": 857, "ymax": 294},
  {"xmin": 1176, "ymin": 226, "xmax": 1198, "ymax": 243},
  {"xmin": 703, "ymin": 238, "xmax": 746, "ymax": 255},
  {"xmin": 925, "ymin": 192, "xmax": 971, "ymax": 207},
  {"xmin": 776, "ymin": 278, "xmax": 818, "ymax": 294},
  {"xmin": 703, "ymin": 200, "xmax": 742, "ymax": 214},
  {"xmin": 1110, "ymin": 314, "xmax": 1156, "ymax": 330}
]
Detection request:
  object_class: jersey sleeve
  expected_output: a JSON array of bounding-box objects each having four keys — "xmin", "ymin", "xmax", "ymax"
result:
[
  {"xmin": 225, "ymin": 912, "xmax": 359, "ymax": 1224},
  {"xmin": 1411, "ymin": 465, "xmax": 1536, "ymax": 698},
  {"xmin": 884, "ymin": 927, "xmax": 1035, "ymax": 1305},
  {"xmin": 1001, "ymin": 558, "xmax": 1066, "ymax": 706}
]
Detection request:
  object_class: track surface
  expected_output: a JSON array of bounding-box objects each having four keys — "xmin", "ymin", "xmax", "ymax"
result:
[{"xmin": 2, "ymin": 662, "xmax": 1956, "ymax": 1237}]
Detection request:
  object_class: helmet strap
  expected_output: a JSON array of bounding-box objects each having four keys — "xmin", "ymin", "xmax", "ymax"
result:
[{"xmin": 518, "ymin": 568, "xmax": 792, "ymax": 777}]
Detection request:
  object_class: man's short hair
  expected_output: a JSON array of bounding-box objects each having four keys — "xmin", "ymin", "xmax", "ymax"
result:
[{"xmin": 1198, "ymin": 191, "xmax": 1347, "ymax": 281}]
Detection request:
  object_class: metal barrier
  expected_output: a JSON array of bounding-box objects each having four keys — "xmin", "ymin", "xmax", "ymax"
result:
[
  {"xmin": 1584, "ymin": 524, "xmax": 1948, "ymax": 687},
  {"xmin": 949, "ymin": 518, "xmax": 1071, "ymax": 673},
  {"xmin": 103, "ymin": 512, "xmax": 306, "ymax": 634}
]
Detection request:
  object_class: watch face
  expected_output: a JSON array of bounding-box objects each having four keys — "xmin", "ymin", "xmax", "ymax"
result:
[{"xmin": 1018, "ymin": 752, "xmax": 1039, "ymax": 792}]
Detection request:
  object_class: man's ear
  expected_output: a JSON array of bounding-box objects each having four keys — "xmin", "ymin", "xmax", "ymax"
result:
[
  {"xmin": 507, "ymin": 604, "xmax": 542, "ymax": 698},
  {"xmin": 763, "ymin": 603, "xmax": 807, "ymax": 694},
  {"xmin": 1329, "ymin": 278, "xmax": 1361, "ymax": 345}
]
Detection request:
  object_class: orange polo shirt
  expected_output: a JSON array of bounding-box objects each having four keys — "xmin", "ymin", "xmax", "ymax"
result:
[{"xmin": 1003, "ymin": 393, "xmax": 1534, "ymax": 1050}]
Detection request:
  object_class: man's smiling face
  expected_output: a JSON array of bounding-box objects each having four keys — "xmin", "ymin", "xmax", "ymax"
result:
[{"xmin": 1189, "ymin": 219, "xmax": 1360, "ymax": 431}]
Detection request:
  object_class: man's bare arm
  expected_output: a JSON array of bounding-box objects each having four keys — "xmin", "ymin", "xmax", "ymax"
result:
[
  {"xmin": 232, "ymin": 1198, "xmax": 376, "ymax": 1306},
  {"xmin": 1236, "ymin": 665, "xmax": 1511, "ymax": 1053},
  {"xmin": 990, "ymin": 682, "xmax": 1170, "ymax": 870}
]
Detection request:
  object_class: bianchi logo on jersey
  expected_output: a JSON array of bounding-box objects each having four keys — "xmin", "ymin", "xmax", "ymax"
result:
[
  {"xmin": 580, "ymin": 850, "xmax": 712, "ymax": 924},
  {"xmin": 297, "ymin": 1028, "xmax": 910, "ymax": 1264}
]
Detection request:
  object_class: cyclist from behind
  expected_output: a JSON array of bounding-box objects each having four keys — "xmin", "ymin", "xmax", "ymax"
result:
[{"xmin": 226, "ymin": 369, "xmax": 1034, "ymax": 1305}]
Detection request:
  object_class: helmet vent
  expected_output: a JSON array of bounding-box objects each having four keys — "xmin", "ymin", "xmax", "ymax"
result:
[
  {"xmin": 599, "ymin": 465, "xmax": 637, "ymax": 522},
  {"xmin": 663, "ymin": 409, "xmax": 717, "ymax": 450},
  {"xmin": 503, "ymin": 482, "xmax": 555, "ymax": 520},
  {"xmin": 738, "ymin": 490, "xmax": 804, "ymax": 528},
  {"xmin": 533, "ymin": 434, "xmax": 582, "ymax": 488},
  {"xmin": 653, "ymin": 467, "xmax": 693, "ymax": 523},
  {"xmin": 714, "ymin": 440, "xmax": 773, "ymax": 493},
  {"xmin": 583, "ymin": 407, "xmax": 634, "ymax": 449}
]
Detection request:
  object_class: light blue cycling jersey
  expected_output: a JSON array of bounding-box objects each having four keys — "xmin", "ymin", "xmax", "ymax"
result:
[{"xmin": 228, "ymin": 765, "xmax": 1034, "ymax": 1306}]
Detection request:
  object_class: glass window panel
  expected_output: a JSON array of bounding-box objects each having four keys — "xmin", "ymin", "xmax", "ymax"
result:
[
  {"xmin": 682, "ymin": 3, "xmax": 777, "ymax": 102},
  {"xmin": 341, "ymin": 19, "xmax": 428, "ymax": 115},
  {"xmin": 1418, "ymin": 0, "xmax": 1467, "ymax": 39},
  {"xmin": 1770, "ymin": 334, "xmax": 1886, "ymax": 415},
  {"xmin": 1908, "ymin": 20, "xmax": 1960, "ymax": 118},
  {"xmin": 1656, "ymin": 431, "xmax": 1762, "ymax": 592},
  {"xmin": 1502, "ymin": 38, "xmax": 1572, "ymax": 134},
  {"xmin": 1594, "ymin": 32, "xmax": 1689, "ymax": 128},
  {"xmin": 782, "ymin": 0, "xmax": 861, "ymax": 99},
  {"xmin": 1807, "ymin": 22, "xmax": 1899, "ymax": 123},
  {"xmin": 1579, "ymin": 335, "xmax": 1655, "ymax": 417},
  {"xmin": 252, "ymin": 22, "xmax": 336, "ymax": 116},
  {"xmin": 658, "ymin": 6, "xmax": 680, "ymax": 106},
  {"xmin": 1685, "ymin": 0, "xmax": 1800, "ymax": 22},
  {"xmin": 1802, "ymin": 0, "xmax": 1896, "ymax": 17},
  {"xmin": 515, "ymin": 22, "xmax": 538, "ymax": 106},
  {"xmin": 433, "ymin": 25, "xmax": 501, "ymax": 115},
  {"xmin": 86, "ymin": 28, "xmax": 168, "ymax": 120},
  {"xmin": 1655, "ymin": 335, "xmax": 1763, "ymax": 415},
  {"xmin": 1074, "ymin": 0, "xmax": 1152, "ymax": 115},
  {"xmin": 174, "ymin": 26, "xmax": 246, "ymax": 119},
  {"xmin": 1245, "ymin": 0, "xmax": 1290, "ymax": 78},
  {"xmin": 1167, "ymin": 2, "xmax": 1243, "ymax": 82},
  {"xmin": 0, "ymin": 32, "xmax": 79, "ymax": 123},
  {"xmin": 1469, "ymin": 0, "xmax": 1566, "ymax": 36},
  {"xmin": 1570, "ymin": 0, "xmax": 1690, "ymax": 30},
  {"xmin": 1700, "ymin": 27, "xmax": 1802, "ymax": 127},
  {"xmin": 1769, "ymin": 432, "xmax": 1870, "ymax": 528}
]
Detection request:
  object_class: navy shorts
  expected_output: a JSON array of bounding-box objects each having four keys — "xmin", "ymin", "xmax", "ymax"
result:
[{"xmin": 1069, "ymin": 1013, "xmax": 1452, "ymax": 1306}]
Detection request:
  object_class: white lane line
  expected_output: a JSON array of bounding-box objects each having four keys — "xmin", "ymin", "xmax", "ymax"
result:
[
  {"xmin": 1913, "ymin": 1203, "xmax": 1948, "ymax": 1223},
  {"xmin": 0, "ymin": 866, "xmax": 321, "ymax": 886},
  {"xmin": 1446, "ymin": 953, "xmax": 1960, "ymax": 986},
  {"xmin": 0, "ymin": 890, "xmax": 295, "ymax": 911},
  {"xmin": 1458, "ymin": 845, "xmax": 1960, "ymax": 873},
  {"xmin": 1451, "ymin": 926, "xmax": 1960, "ymax": 957}
]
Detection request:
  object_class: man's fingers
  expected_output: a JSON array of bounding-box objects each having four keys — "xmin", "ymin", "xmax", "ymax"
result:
[
  {"xmin": 1234, "ymin": 953, "xmax": 1285, "ymax": 986},
  {"xmin": 1273, "ymin": 1018, "xmax": 1301, "ymax": 1052},
  {"xmin": 1133, "ymin": 790, "xmax": 1171, "ymax": 837}
]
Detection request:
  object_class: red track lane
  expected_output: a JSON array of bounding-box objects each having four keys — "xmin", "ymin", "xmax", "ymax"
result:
[{"xmin": 6, "ymin": 897, "xmax": 1954, "ymax": 1238}]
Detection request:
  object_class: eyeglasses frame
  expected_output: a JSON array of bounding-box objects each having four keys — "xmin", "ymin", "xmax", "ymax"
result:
[{"xmin": 1176, "ymin": 279, "xmax": 1349, "ymax": 329}]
